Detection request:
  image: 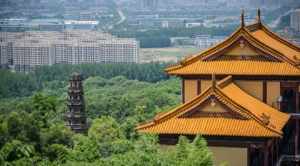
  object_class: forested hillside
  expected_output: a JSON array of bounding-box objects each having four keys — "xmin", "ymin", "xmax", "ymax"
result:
[{"xmin": 0, "ymin": 64, "xmax": 215, "ymax": 165}]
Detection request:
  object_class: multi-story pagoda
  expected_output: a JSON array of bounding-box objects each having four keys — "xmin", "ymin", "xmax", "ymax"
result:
[
  {"xmin": 65, "ymin": 72, "xmax": 87, "ymax": 133},
  {"xmin": 137, "ymin": 10, "xmax": 300, "ymax": 166}
]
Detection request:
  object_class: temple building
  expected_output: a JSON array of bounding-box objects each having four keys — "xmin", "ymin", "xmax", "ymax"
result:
[
  {"xmin": 137, "ymin": 10, "xmax": 300, "ymax": 166},
  {"xmin": 65, "ymin": 73, "xmax": 88, "ymax": 133}
]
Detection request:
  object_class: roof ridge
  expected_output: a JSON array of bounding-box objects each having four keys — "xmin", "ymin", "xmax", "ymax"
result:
[
  {"xmin": 247, "ymin": 22, "xmax": 300, "ymax": 65},
  {"xmin": 217, "ymin": 75, "xmax": 232, "ymax": 88},
  {"xmin": 214, "ymin": 83, "xmax": 284, "ymax": 136},
  {"xmin": 261, "ymin": 24, "xmax": 300, "ymax": 52},
  {"xmin": 236, "ymin": 29, "xmax": 297, "ymax": 65}
]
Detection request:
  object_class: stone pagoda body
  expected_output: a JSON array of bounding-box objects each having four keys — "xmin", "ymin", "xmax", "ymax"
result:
[{"xmin": 65, "ymin": 73, "xmax": 87, "ymax": 133}]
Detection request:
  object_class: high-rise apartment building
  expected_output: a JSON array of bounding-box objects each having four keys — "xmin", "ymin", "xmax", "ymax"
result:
[
  {"xmin": 291, "ymin": 9, "xmax": 300, "ymax": 32},
  {"xmin": 140, "ymin": 0, "xmax": 158, "ymax": 10},
  {"xmin": 0, "ymin": 30, "xmax": 139, "ymax": 72}
]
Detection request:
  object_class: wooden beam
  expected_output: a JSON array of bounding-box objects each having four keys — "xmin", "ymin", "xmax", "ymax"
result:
[
  {"xmin": 197, "ymin": 79, "xmax": 201, "ymax": 95},
  {"xmin": 263, "ymin": 81, "xmax": 267, "ymax": 103},
  {"xmin": 182, "ymin": 79, "xmax": 185, "ymax": 103}
]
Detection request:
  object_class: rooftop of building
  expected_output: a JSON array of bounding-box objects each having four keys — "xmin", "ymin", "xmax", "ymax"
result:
[
  {"xmin": 137, "ymin": 76, "xmax": 290, "ymax": 138},
  {"xmin": 165, "ymin": 9, "xmax": 300, "ymax": 77},
  {"xmin": 0, "ymin": 30, "xmax": 138, "ymax": 47}
]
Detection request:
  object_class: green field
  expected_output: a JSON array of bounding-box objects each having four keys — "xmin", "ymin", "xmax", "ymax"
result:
[{"xmin": 140, "ymin": 46, "xmax": 201, "ymax": 63}]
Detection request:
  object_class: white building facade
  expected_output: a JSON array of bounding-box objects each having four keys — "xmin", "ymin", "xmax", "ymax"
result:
[{"xmin": 0, "ymin": 30, "xmax": 139, "ymax": 72}]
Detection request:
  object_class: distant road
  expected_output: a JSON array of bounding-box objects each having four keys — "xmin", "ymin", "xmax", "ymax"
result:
[
  {"xmin": 269, "ymin": 9, "xmax": 293, "ymax": 28},
  {"xmin": 116, "ymin": 8, "xmax": 126, "ymax": 25},
  {"xmin": 107, "ymin": 7, "xmax": 126, "ymax": 30}
]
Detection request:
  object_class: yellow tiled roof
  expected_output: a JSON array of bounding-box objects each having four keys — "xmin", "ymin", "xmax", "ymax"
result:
[
  {"xmin": 168, "ymin": 60, "xmax": 300, "ymax": 76},
  {"xmin": 136, "ymin": 76, "xmax": 290, "ymax": 137},
  {"xmin": 251, "ymin": 29, "xmax": 300, "ymax": 63},
  {"xmin": 138, "ymin": 118, "xmax": 279, "ymax": 137},
  {"xmin": 221, "ymin": 82, "xmax": 289, "ymax": 131}
]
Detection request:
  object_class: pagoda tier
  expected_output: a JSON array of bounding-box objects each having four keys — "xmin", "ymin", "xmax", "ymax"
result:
[{"xmin": 65, "ymin": 73, "xmax": 87, "ymax": 133}]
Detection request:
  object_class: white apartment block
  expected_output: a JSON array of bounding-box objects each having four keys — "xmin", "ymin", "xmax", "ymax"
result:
[
  {"xmin": 0, "ymin": 30, "xmax": 139, "ymax": 72},
  {"xmin": 0, "ymin": 42, "xmax": 9, "ymax": 68},
  {"xmin": 194, "ymin": 35, "xmax": 225, "ymax": 51},
  {"xmin": 291, "ymin": 9, "xmax": 300, "ymax": 32}
]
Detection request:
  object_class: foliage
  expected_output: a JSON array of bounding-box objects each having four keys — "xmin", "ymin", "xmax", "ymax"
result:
[
  {"xmin": 0, "ymin": 65, "xmax": 216, "ymax": 165},
  {"xmin": 139, "ymin": 36, "xmax": 171, "ymax": 48},
  {"xmin": 0, "ymin": 63, "xmax": 169, "ymax": 99},
  {"xmin": 0, "ymin": 70, "xmax": 37, "ymax": 99},
  {"xmin": 110, "ymin": 26, "xmax": 236, "ymax": 48}
]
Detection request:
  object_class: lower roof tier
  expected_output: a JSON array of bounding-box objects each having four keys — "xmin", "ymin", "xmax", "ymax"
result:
[
  {"xmin": 136, "ymin": 76, "xmax": 290, "ymax": 138},
  {"xmin": 138, "ymin": 118, "xmax": 280, "ymax": 137}
]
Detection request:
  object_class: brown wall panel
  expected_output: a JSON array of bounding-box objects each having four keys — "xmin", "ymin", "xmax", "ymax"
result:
[
  {"xmin": 235, "ymin": 80, "xmax": 263, "ymax": 101},
  {"xmin": 184, "ymin": 79, "xmax": 198, "ymax": 103}
]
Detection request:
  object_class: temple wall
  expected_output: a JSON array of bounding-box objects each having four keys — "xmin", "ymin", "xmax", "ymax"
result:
[
  {"xmin": 184, "ymin": 79, "xmax": 198, "ymax": 103},
  {"xmin": 267, "ymin": 81, "xmax": 280, "ymax": 109},
  {"xmin": 209, "ymin": 146, "xmax": 248, "ymax": 166},
  {"xmin": 188, "ymin": 79, "xmax": 275, "ymax": 107},
  {"xmin": 201, "ymin": 80, "xmax": 212, "ymax": 92},
  {"xmin": 235, "ymin": 80, "xmax": 263, "ymax": 100}
]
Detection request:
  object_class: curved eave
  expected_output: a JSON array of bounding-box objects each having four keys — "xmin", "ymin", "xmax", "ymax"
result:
[
  {"xmin": 260, "ymin": 24, "xmax": 300, "ymax": 52},
  {"xmin": 138, "ymin": 127, "xmax": 282, "ymax": 138},
  {"xmin": 248, "ymin": 22, "xmax": 300, "ymax": 65},
  {"xmin": 168, "ymin": 73, "xmax": 300, "ymax": 77},
  {"xmin": 167, "ymin": 61, "xmax": 300, "ymax": 77}
]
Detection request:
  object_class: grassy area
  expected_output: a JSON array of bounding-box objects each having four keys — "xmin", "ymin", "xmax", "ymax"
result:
[{"xmin": 140, "ymin": 46, "xmax": 201, "ymax": 63}]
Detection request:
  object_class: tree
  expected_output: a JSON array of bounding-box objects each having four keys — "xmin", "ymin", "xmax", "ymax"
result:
[
  {"xmin": 88, "ymin": 117, "xmax": 125, "ymax": 158},
  {"xmin": 0, "ymin": 140, "xmax": 35, "ymax": 164},
  {"xmin": 31, "ymin": 93, "xmax": 57, "ymax": 128},
  {"xmin": 6, "ymin": 111, "xmax": 40, "ymax": 144},
  {"xmin": 68, "ymin": 134, "xmax": 100, "ymax": 162},
  {"xmin": 88, "ymin": 116, "xmax": 124, "ymax": 144},
  {"xmin": 40, "ymin": 123, "xmax": 73, "ymax": 148},
  {"xmin": 175, "ymin": 136, "xmax": 190, "ymax": 162}
]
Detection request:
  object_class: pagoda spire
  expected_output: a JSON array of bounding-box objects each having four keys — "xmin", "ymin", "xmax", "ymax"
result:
[
  {"xmin": 64, "ymin": 72, "xmax": 88, "ymax": 133},
  {"xmin": 241, "ymin": 9, "xmax": 245, "ymax": 27},
  {"xmin": 257, "ymin": 8, "xmax": 261, "ymax": 23}
]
